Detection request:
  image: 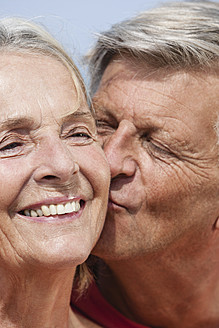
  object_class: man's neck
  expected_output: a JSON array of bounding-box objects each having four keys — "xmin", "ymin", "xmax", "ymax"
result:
[{"xmin": 98, "ymin": 250, "xmax": 219, "ymax": 328}]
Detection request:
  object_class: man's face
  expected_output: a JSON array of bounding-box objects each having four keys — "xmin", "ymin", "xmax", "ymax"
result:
[{"xmin": 92, "ymin": 58, "xmax": 219, "ymax": 260}]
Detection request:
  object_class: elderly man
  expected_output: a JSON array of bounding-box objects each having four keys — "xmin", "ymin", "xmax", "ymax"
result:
[{"xmin": 71, "ymin": 1, "xmax": 219, "ymax": 327}]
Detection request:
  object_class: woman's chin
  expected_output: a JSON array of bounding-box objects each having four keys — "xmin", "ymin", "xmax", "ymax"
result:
[
  {"xmin": 21, "ymin": 249, "xmax": 89, "ymax": 272},
  {"xmin": 31, "ymin": 240, "xmax": 90, "ymax": 268},
  {"xmin": 0, "ymin": 233, "xmax": 92, "ymax": 273}
]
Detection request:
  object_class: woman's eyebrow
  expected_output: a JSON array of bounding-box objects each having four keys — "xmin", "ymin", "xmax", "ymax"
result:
[
  {"xmin": 61, "ymin": 111, "xmax": 95, "ymax": 123},
  {"xmin": 0, "ymin": 117, "xmax": 34, "ymax": 132}
]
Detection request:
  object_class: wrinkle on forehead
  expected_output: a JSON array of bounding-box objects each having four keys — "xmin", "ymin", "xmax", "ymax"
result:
[
  {"xmin": 35, "ymin": 96, "xmax": 82, "ymax": 126},
  {"xmin": 95, "ymin": 58, "xmax": 219, "ymax": 163},
  {"xmin": 98, "ymin": 71, "xmax": 192, "ymax": 124},
  {"xmin": 0, "ymin": 54, "xmax": 85, "ymax": 127},
  {"xmin": 99, "ymin": 60, "xmax": 219, "ymax": 120}
]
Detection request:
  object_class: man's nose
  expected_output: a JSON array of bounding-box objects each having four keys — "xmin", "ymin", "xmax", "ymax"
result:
[
  {"xmin": 33, "ymin": 136, "xmax": 79, "ymax": 184},
  {"xmin": 103, "ymin": 120, "xmax": 137, "ymax": 178}
]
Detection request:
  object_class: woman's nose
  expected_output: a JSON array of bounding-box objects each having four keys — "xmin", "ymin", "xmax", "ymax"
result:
[
  {"xmin": 33, "ymin": 136, "xmax": 79, "ymax": 184},
  {"xmin": 103, "ymin": 120, "xmax": 137, "ymax": 179}
]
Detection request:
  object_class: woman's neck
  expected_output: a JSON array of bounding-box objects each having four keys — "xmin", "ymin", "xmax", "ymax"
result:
[{"xmin": 0, "ymin": 266, "xmax": 76, "ymax": 328}]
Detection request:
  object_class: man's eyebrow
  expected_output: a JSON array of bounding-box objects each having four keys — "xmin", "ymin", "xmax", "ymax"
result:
[
  {"xmin": 94, "ymin": 106, "xmax": 117, "ymax": 122},
  {"xmin": 0, "ymin": 117, "xmax": 34, "ymax": 132}
]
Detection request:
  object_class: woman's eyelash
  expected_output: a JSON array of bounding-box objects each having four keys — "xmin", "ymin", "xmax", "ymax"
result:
[
  {"xmin": 64, "ymin": 127, "xmax": 95, "ymax": 145},
  {"xmin": 0, "ymin": 140, "xmax": 24, "ymax": 158},
  {"xmin": 67, "ymin": 127, "xmax": 93, "ymax": 138},
  {"xmin": 0, "ymin": 141, "xmax": 23, "ymax": 152},
  {"xmin": 1, "ymin": 142, "xmax": 21, "ymax": 151}
]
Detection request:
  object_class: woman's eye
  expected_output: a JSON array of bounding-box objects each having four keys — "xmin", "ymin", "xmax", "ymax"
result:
[
  {"xmin": 66, "ymin": 128, "xmax": 94, "ymax": 145},
  {"xmin": 71, "ymin": 132, "xmax": 91, "ymax": 139},
  {"xmin": 0, "ymin": 142, "xmax": 23, "ymax": 156},
  {"xmin": 1, "ymin": 142, "xmax": 22, "ymax": 151}
]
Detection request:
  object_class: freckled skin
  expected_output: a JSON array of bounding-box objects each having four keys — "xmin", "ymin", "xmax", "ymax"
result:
[{"xmin": 92, "ymin": 58, "xmax": 219, "ymax": 327}]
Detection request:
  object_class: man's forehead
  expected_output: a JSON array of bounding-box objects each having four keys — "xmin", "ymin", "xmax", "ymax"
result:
[
  {"xmin": 99, "ymin": 56, "xmax": 175, "ymax": 86},
  {"xmin": 97, "ymin": 63, "xmax": 219, "ymax": 105},
  {"xmin": 100, "ymin": 55, "xmax": 219, "ymax": 87},
  {"xmin": 94, "ymin": 66, "xmax": 219, "ymax": 147}
]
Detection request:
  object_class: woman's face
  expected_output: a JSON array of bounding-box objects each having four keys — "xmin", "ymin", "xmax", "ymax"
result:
[{"xmin": 0, "ymin": 53, "xmax": 110, "ymax": 270}]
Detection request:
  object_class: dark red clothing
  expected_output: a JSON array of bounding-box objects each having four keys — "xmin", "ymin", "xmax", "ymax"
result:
[{"xmin": 71, "ymin": 282, "xmax": 151, "ymax": 328}]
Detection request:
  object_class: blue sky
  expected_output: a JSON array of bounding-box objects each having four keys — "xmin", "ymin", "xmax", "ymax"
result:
[
  {"xmin": 0, "ymin": 1, "xmax": 166, "ymax": 54},
  {"xmin": 1, "ymin": 0, "xmax": 218, "ymax": 78}
]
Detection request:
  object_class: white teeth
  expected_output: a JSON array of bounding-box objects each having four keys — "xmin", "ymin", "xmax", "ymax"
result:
[
  {"xmin": 75, "ymin": 201, "xmax": 80, "ymax": 212},
  {"xmin": 36, "ymin": 209, "xmax": 43, "ymax": 217},
  {"xmin": 22, "ymin": 200, "xmax": 81, "ymax": 217},
  {"xmin": 65, "ymin": 202, "xmax": 73, "ymax": 213},
  {"xmin": 72, "ymin": 201, "xmax": 76, "ymax": 211},
  {"xmin": 30, "ymin": 210, "xmax": 38, "ymax": 217},
  {"xmin": 41, "ymin": 205, "xmax": 50, "ymax": 217},
  {"xmin": 57, "ymin": 204, "xmax": 65, "ymax": 215},
  {"xmin": 24, "ymin": 209, "xmax": 30, "ymax": 216},
  {"xmin": 49, "ymin": 204, "xmax": 57, "ymax": 215}
]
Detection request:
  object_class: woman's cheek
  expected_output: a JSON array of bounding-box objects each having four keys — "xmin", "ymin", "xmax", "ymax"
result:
[
  {"xmin": 0, "ymin": 160, "xmax": 30, "ymax": 208},
  {"xmin": 77, "ymin": 144, "xmax": 110, "ymax": 195}
]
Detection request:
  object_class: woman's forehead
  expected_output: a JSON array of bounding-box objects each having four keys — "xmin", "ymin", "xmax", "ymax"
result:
[{"xmin": 0, "ymin": 53, "xmax": 91, "ymax": 123}]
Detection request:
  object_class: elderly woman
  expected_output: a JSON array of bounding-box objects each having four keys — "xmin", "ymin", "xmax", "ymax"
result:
[{"xmin": 0, "ymin": 18, "xmax": 110, "ymax": 327}]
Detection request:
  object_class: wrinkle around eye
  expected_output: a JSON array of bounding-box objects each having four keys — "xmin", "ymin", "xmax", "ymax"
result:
[
  {"xmin": 0, "ymin": 133, "xmax": 33, "ymax": 158},
  {"xmin": 141, "ymin": 136, "xmax": 179, "ymax": 160},
  {"xmin": 1, "ymin": 142, "xmax": 22, "ymax": 151},
  {"xmin": 96, "ymin": 120, "xmax": 116, "ymax": 136},
  {"xmin": 62, "ymin": 125, "xmax": 97, "ymax": 146},
  {"xmin": 0, "ymin": 142, "xmax": 26, "ymax": 158}
]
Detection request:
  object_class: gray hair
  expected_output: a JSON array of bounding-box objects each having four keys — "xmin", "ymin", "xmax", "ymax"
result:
[
  {"xmin": 0, "ymin": 17, "xmax": 86, "ymax": 101},
  {"xmin": 87, "ymin": 1, "xmax": 219, "ymax": 95}
]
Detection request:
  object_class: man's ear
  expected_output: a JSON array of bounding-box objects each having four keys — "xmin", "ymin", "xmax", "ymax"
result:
[{"xmin": 215, "ymin": 217, "xmax": 219, "ymax": 229}]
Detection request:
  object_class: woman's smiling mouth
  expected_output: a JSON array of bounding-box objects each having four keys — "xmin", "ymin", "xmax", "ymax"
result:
[{"xmin": 18, "ymin": 199, "xmax": 85, "ymax": 218}]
